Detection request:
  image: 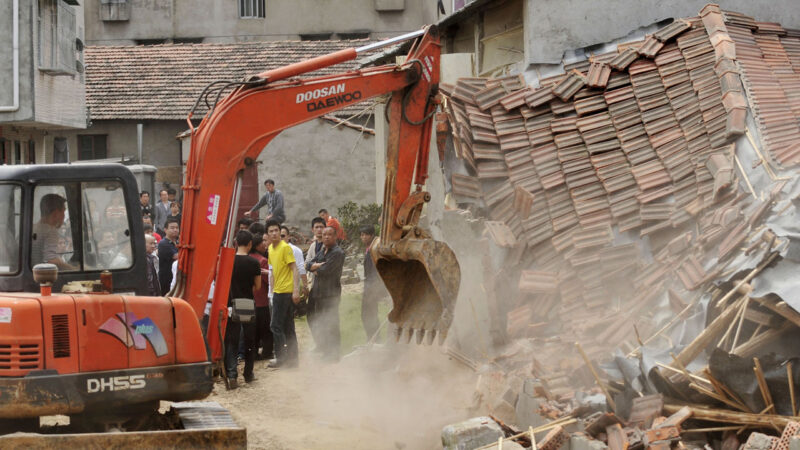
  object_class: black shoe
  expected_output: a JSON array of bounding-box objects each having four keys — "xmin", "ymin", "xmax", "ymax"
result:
[
  {"xmin": 244, "ymin": 374, "xmax": 256, "ymax": 383},
  {"xmin": 227, "ymin": 378, "xmax": 238, "ymax": 390}
]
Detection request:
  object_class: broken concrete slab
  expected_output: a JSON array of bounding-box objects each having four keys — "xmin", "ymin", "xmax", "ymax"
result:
[
  {"xmin": 571, "ymin": 432, "xmax": 609, "ymax": 450},
  {"xmin": 744, "ymin": 432, "xmax": 777, "ymax": 450},
  {"xmin": 442, "ymin": 416, "xmax": 504, "ymax": 450},
  {"xmin": 515, "ymin": 379, "xmax": 548, "ymax": 429}
]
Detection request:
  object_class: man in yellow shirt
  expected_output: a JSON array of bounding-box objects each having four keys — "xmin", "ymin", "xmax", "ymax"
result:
[{"xmin": 266, "ymin": 219, "xmax": 301, "ymax": 368}]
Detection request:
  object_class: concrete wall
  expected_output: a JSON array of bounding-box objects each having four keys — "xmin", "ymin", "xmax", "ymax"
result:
[
  {"xmin": 523, "ymin": 0, "xmax": 800, "ymax": 64},
  {"xmin": 253, "ymin": 118, "xmax": 375, "ymax": 229},
  {"xmin": 53, "ymin": 119, "xmax": 183, "ymax": 166},
  {"xmin": 84, "ymin": 0, "xmax": 440, "ymax": 45},
  {"xmin": 33, "ymin": 1, "xmax": 87, "ymax": 129},
  {"xmin": 442, "ymin": 0, "xmax": 525, "ymax": 76},
  {"xmin": 0, "ymin": 0, "xmax": 35, "ymax": 123},
  {"xmin": 0, "ymin": 0, "xmax": 86, "ymax": 129}
]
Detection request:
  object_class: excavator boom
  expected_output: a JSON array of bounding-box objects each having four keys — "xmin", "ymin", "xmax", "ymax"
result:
[{"xmin": 177, "ymin": 26, "xmax": 460, "ymax": 359}]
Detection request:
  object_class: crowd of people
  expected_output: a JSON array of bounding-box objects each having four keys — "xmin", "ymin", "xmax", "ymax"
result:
[
  {"xmin": 140, "ymin": 179, "xmax": 385, "ymax": 390},
  {"xmin": 139, "ymin": 187, "xmax": 181, "ymax": 296}
]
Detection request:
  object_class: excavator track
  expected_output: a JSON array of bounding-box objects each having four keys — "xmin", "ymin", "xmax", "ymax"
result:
[{"xmin": 0, "ymin": 401, "xmax": 246, "ymax": 449}]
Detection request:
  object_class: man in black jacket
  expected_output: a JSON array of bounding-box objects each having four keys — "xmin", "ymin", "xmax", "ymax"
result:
[
  {"xmin": 157, "ymin": 218, "xmax": 180, "ymax": 294},
  {"xmin": 305, "ymin": 227, "xmax": 345, "ymax": 362}
]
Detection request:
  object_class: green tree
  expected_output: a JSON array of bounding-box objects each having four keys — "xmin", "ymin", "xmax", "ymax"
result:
[{"xmin": 337, "ymin": 201, "xmax": 381, "ymax": 248}]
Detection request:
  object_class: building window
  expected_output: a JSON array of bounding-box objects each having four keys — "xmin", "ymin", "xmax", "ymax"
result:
[
  {"xmin": 134, "ymin": 39, "xmax": 167, "ymax": 46},
  {"xmin": 239, "ymin": 0, "xmax": 265, "ymax": 18},
  {"xmin": 53, "ymin": 137, "xmax": 68, "ymax": 163},
  {"xmin": 300, "ymin": 33, "xmax": 333, "ymax": 41},
  {"xmin": 173, "ymin": 37, "xmax": 204, "ymax": 44},
  {"xmin": 100, "ymin": 0, "xmax": 130, "ymax": 22},
  {"xmin": 13, "ymin": 141, "xmax": 21, "ymax": 165},
  {"xmin": 28, "ymin": 141, "xmax": 36, "ymax": 164},
  {"xmin": 0, "ymin": 139, "xmax": 6, "ymax": 164},
  {"xmin": 78, "ymin": 135, "xmax": 107, "ymax": 160},
  {"xmin": 38, "ymin": 0, "xmax": 77, "ymax": 75}
]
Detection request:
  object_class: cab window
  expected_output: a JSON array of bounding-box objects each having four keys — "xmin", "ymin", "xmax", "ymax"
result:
[
  {"xmin": 83, "ymin": 182, "xmax": 133, "ymax": 271},
  {"xmin": 0, "ymin": 185, "xmax": 21, "ymax": 274},
  {"xmin": 31, "ymin": 185, "xmax": 77, "ymax": 272},
  {"xmin": 31, "ymin": 181, "xmax": 133, "ymax": 272}
]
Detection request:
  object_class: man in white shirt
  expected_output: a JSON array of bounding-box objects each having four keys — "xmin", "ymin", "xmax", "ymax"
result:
[
  {"xmin": 281, "ymin": 225, "xmax": 308, "ymax": 295},
  {"xmin": 31, "ymin": 194, "xmax": 75, "ymax": 271}
]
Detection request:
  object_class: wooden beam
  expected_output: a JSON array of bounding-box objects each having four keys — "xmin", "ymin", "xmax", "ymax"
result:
[
  {"xmin": 663, "ymin": 404, "xmax": 794, "ymax": 428},
  {"xmin": 672, "ymin": 297, "xmax": 745, "ymax": 369}
]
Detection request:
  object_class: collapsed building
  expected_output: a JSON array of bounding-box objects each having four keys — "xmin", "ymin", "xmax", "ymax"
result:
[{"xmin": 438, "ymin": 3, "xmax": 800, "ymax": 449}]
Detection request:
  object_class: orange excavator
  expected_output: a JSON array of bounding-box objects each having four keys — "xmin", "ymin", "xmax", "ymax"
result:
[{"xmin": 0, "ymin": 26, "xmax": 459, "ymax": 444}]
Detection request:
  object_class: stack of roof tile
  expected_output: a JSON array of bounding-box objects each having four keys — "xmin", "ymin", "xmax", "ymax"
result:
[{"xmin": 442, "ymin": 5, "xmax": 800, "ymax": 357}]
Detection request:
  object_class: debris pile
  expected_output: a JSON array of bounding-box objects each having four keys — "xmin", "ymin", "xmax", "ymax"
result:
[{"xmin": 438, "ymin": 3, "xmax": 800, "ymax": 449}]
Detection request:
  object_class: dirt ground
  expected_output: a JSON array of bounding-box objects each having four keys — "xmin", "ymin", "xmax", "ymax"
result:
[{"xmin": 208, "ymin": 285, "xmax": 479, "ymax": 450}]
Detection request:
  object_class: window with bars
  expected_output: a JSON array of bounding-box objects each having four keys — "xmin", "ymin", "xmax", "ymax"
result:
[
  {"xmin": 38, "ymin": 0, "xmax": 77, "ymax": 75},
  {"xmin": 100, "ymin": 0, "xmax": 130, "ymax": 21},
  {"xmin": 78, "ymin": 135, "xmax": 107, "ymax": 161},
  {"xmin": 53, "ymin": 137, "xmax": 68, "ymax": 163},
  {"xmin": 239, "ymin": 0, "xmax": 265, "ymax": 18}
]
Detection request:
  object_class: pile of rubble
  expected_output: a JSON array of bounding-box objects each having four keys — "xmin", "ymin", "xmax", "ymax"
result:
[{"xmin": 437, "ymin": 4, "xmax": 800, "ymax": 450}]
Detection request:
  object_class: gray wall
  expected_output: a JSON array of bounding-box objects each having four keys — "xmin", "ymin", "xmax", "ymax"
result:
[
  {"xmin": 55, "ymin": 119, "xmax": 184, "ymax": 168},
  {"xmin": 253, "ymin": 119, "xmax": 375, "ymax": 230},
  {"xmin": 84, "ymin": 0, "xmax": 439, "ymax": 45},
  {"xmin": 0, "ymin": 0, "xmax": 86, "ymax": 129},
  {"xmin": 524, "ymin": 0, "xmax": 800, "ymax": 64},
  {"xmin": 0, "ymin": 0, "xmax": 34, "ymax": 123}
]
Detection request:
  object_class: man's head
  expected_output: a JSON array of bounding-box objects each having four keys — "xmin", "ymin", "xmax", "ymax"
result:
[
  {"xmin": 143, "ymin": 223, "xmax": 154, "ymax": 235},
  {"xmin": 99, "ymin": 230, "xmax": 115, "ymax": 249},
  {"xmin": 359, "ymin": 225, "xmax": 375, "ymax": 247},
  {"xmin": 167, "ymin": 188, "xmax": 177, "ymax": 202},
  {"xmin": 322, "ymin": 227, "xmax": 337, "ymax": 248},
  {"xmin": 280, "ymin": 225, "xmax": 291, "ymax": 243},
  {"xmin": 159, "ymin": 189, "xmax": 168, "ymax": 203},
  {"xmin": 264, "ymin": 179, "xmax": 275, "ymax": 193},
  {"xmin": 318, "ymin": 208, "xmax": 329, "ymax": 221},
  {"xmin": 164, "ymin": 218, "xmax": 179, "ymax": 240},
  {"xmin": 40, "ymin": 194, "xmax": 67, "ymax": 227},
  {"xmin": 235, "ymin": 229, "xmax": 253, "ymax": 252},
  {"xmin": 248, "ymin": 222, "xmax": 266, "ymax": 235},
  {"xmin": 140, "ymin": 191, "xmax": 150, "ymax": 206},
  {"xmin": 237, "ymin": 217, "xmax": 253, "ymax": 230},
  {"xmin": 145, "ymin": 234, "xmax": 157, "ymax": 254},
  {"xmin": 311, "ymin": 217, "xmax": 326, "ymax": 239},
  {"xmin": 265, "ymin": 219, "xmax": 281, "ymax": 244},
  {"xmin": 251, "ymin": 232, "xmax": 267, "ymax": 254},
  {"xmin": 142, "ymin": 214, "xmax": 153, "ymax": 226}
]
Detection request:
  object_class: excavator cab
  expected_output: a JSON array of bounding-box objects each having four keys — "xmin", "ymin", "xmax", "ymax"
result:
[{"xmin": 0, "ymin": 164, "xmax": 149, "ymax": 295}]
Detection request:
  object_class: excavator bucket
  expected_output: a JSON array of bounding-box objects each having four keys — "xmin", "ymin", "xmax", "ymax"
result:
[{"xmin": 374, "ymin": 237, "xmax": 460, "ymax": 345}]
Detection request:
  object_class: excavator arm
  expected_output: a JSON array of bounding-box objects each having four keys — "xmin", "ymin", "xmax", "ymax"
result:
[{"xmin": 175, "ymin": 26, "xmax": 460, "ymax": 361}]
